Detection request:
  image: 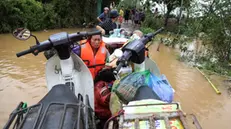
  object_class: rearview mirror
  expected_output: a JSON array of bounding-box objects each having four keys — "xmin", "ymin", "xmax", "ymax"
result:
[
  {"xmin": 13, "ymin": 28, "xmax": 31, "ymax": 40},
  {"xmin": 114, "ymin": 49, "xmax": 123, "ymax": 58}
]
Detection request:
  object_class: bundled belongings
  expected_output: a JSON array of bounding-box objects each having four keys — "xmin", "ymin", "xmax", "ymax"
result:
[{"xmin": 111, "ymin": 70, "xmax": 174, "ymax": 104}]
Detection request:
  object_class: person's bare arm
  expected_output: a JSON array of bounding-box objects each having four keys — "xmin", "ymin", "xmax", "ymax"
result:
[
  {"xmin": 96, "ymin": 25, "xmax": 105, "ymax": 35},
  {"xmin": 97, "ymin": 17, "xmax": 102, "ymax": 23}
]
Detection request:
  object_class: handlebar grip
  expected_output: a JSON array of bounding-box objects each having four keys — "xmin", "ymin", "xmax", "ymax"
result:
[
  {"xmin": 87, "ymin": 30, "xmax": 102, "ymax": 36},
  {"xmin": 153, "ymin": 27, "xmax": 165, "ymax": 36},
  {"xmin": 16, "ymin": 49, "xmax": 32, "ymax": 57},
  {"xmin": 142, "ymin": 27, "xmax": 165, "ymax": 45},
  {"xmin": 113, "ymin": 63, "xmax": 123, "ymax": 75}
]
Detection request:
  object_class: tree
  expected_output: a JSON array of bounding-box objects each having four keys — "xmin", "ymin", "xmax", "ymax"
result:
[
  {"xmin": 0, "ymin": 0, "xmax": 99, "ymax": 33},
  {"xmin": 181, "ymin": 0, "xmax": 231, "ymax": 63},
  {"xmin": 159, "ymin": 0, "xmax": 191, "ymax": 26},
  {"xmin": 118, "ymin": 0, "xmax": 191, "ymax": 26},
  {"xmin": 118, "ymin": 0, "xmax": 137, "ymax": 9},
  {"xmin": 202, "ymin": 0, "xmax": 231, "ymax": 62}
]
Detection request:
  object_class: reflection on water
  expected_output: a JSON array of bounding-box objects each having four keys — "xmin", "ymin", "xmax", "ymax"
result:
[{"xmin": 0, "ymin": 29, "xmax": 231, "ymax": 129}]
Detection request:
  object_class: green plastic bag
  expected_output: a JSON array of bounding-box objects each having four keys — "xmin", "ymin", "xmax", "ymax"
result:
[
  {"xmin": 112, "ymin": 70, "xmax": 152, "ymax": 104},
  {"xmin": 109, "ymin": 92, "xmax": 122, "ymax": 115}
]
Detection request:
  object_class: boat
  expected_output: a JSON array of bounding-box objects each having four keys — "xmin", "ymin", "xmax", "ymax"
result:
[{"xmin": 103, "ymin": 28, "xmax": 202, "ymax": 129}]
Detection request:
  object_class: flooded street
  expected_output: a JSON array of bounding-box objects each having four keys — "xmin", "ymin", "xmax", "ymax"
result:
[{"xmin": 0, "ymin": 29, "xmax": 231, "ymax": 129}]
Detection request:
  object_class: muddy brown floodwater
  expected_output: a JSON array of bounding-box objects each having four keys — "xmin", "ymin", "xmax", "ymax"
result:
[{"xmin": 0, "ymin": 28, "xmax": 231, "ymax": 129}]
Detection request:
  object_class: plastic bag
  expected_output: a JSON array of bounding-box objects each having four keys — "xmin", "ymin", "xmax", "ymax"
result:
[
  {"xmin": 134, "ymin": 62, "xmax": 145, "ymax": 72},
  {"xmin": 148, "ymin": 74, "xmax": 174, "ymax": 103},
  {"xmin": 109, "ymin": 92, "xmax": 122, "ymax": 115},
  {"xmin": 112, "ymin": 70, "xmax": 174, "ymax": 104},
  {"xmin": 112, "ymin": 70, "xmax": 151, "ymax": 104}
]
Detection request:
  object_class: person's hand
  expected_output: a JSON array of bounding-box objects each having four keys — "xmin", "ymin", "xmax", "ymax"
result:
[
  {"xmin": 101, "ymin": 29, "xmax": 105, "ymax": 35},
  {"xmin": 104, "ymin": 65, "xmax": 112, "ymax": 69},
  {"xmin": 96, "ymin": 25, "xmax": 105, "ymax": 35},
  {"xmin": 109, "ymin": 31, "xmax": 114, "ymax": 35}
]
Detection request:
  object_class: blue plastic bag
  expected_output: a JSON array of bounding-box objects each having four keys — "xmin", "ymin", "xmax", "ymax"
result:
[
  {"xmin": 148, "ymin": 73, "xmax": 174, "ymax": 103},
  {"xmin": 109, "ymin": 29, "xmax": 126, "ymax": 38}
]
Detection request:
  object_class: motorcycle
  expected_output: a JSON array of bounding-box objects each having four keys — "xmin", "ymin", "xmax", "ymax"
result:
[{"xmin": 4, "ymin": 28, "xmax": 101, "ymax": 129}]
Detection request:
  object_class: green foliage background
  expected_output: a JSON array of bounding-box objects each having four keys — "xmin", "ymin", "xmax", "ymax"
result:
[
  {"xmin": 118, "ymin": 0, "xmax": 231, "ymax": 75},
  {"xmin": 0, "ymin": 0, "xmax": 98, "ymax": 33}
]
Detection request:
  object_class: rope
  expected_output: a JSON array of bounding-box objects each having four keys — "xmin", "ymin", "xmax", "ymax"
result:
[{"xmin": 103, "ymin": 109, "xmax": 125, "ymax": 129}]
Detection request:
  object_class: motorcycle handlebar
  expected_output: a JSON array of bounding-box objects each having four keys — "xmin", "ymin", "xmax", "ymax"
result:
[
  {"xmin": 141, "ymin": 27, "xmax": 164, "ymax": 45},
  {"xmin": 68, "ymin": 30, "xmax": 102, "ymax": 42},
  {"xmin": 113, "ymin": 27, "xmax": 164, "ymax": 75},
  {"xmin": 113, "ymin": 51, "xmax": 132, "ymax": 75},
  {"xmin": 16, "ymin": 40, "xmax": 52, "ymax": 57},
  {"xmin": 16, "ymin": 30, "xmax": 102, "ymax": 57},
  {"xmin": 113, "ymin": 63, "xmax": 123, "ymax": 75},
  {"xmin": 16, "ymin": 49, "xmax": 32, "ymax": 57},
  {"xmin": 87, "ymin": 30, "xmax": 101, "ymax": 36}
]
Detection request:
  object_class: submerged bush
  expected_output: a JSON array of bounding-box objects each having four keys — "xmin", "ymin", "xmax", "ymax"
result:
[{"xmin": 140, "ymin": 27, "xmax": 155, "ymax": 34}]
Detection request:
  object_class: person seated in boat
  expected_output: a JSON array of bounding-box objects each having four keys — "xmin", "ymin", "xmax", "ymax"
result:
[
  {"xmin": 73, "ymin": 34, "xmax": 116, "ymax": 129},
  {"xmin": 96, "ymin": 10, "xmax": 119, "ymax": 36},
  {"xmin": 72, "ymin": 33, "xmax": 111, "ymax": 80}
]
